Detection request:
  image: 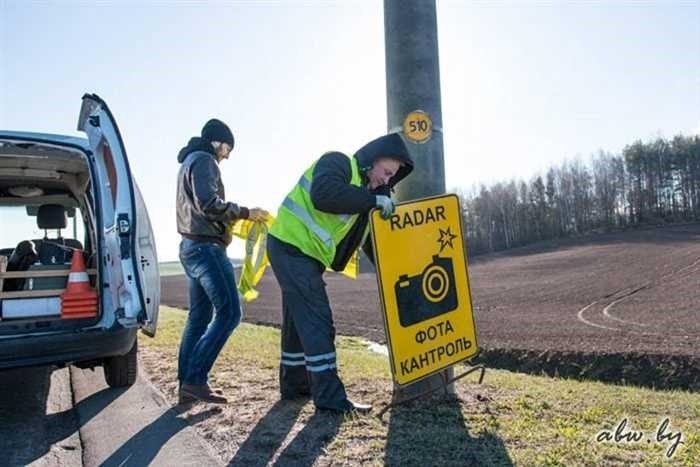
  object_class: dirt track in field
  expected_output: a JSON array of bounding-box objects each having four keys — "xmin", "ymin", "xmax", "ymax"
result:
[{"xmin": 161, "ymin": 224, "xmax": 700, "ymax": 390}]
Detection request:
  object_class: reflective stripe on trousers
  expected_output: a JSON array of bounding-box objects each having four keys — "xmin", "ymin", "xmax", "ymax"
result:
[{"xmin": 281, "ymin": 351, "xmax": 337, "ymax": 372}]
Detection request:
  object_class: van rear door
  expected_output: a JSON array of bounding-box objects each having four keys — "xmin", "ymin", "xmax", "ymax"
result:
[{"xmin": 77, "ymin": 93, "xmax": 160, "ymax": 336}]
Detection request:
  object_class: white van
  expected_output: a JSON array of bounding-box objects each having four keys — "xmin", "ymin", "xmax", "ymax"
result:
[{"xmin": 0, "ymin": 94, "xmax": 159, "ymax": 387}]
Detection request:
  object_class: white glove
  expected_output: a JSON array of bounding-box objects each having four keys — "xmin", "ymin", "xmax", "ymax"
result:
[{"xmin": 375, "ymin": 195, "xmax": 395, "ymax": 219}]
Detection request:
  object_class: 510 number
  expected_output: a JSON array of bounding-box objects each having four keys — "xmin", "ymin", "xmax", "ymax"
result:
[{"xmin": 408, "ymin": 120, "xmax": 429, "ymax": 133}]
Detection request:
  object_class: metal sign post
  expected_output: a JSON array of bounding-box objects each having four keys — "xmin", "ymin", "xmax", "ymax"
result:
[{"xmin": 384, "ymin": 0, "xmax": 453, "ymax": 400}]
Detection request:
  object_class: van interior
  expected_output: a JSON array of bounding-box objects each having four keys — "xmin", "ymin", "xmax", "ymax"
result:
[{"xmin": 0, "ymin": 139, "xmax": 101, "ymax": 332}]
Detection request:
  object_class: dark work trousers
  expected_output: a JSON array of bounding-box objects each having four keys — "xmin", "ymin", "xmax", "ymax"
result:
[{"xmin": 267, "ymin": 235, "xmax": 351, "ymax": 412}]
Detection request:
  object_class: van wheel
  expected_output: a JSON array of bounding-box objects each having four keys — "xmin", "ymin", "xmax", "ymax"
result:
[{"xmin": 104, "ymin": 339, "xmax": 138, "ymax": 388}]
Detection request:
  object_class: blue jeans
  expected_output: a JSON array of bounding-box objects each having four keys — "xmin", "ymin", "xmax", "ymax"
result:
[{"xmin": 178, "ymin": 238, "xmax": 241, "ymax": 385}]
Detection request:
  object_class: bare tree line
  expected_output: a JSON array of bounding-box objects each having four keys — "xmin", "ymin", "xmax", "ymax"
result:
[{"xmin": 458, "ymin": 134, "xmax": 700, "ymax": 255}]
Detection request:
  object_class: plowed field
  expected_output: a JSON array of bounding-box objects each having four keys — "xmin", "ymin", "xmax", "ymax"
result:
[{"xmin": 161, "ymin": 224, "xmax": 700, "ymax": 390}]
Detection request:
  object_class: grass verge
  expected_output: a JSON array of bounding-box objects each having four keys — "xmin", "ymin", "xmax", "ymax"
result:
[{"xmin": 141, "ymin": 307, "xmax": 699, "ymax": 466}]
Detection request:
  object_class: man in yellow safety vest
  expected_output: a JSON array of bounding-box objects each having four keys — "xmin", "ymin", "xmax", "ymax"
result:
[{"xmin": 267, "ymin": 133, "xmax": 413, "ymax": 413}]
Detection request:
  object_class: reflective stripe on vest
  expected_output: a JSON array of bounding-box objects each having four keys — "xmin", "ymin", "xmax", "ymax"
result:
[
  {"xmin": 296, "ymin": 174, "xmax": 352, "ymax": 223},
  {"xmin": 281, "ymin": 196, "xmax": 333, "ymax": 247},
  {"xmin": 298, "ymin": 174, "xmax": 312, "ymax": 192}
]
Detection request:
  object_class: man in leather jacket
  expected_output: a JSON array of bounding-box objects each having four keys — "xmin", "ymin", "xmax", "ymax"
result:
[{"xmin": 176, "ymin": 118, "xmax": 267, "ymax": 403}]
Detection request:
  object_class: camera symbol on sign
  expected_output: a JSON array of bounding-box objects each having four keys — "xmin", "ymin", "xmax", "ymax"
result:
[{"xmin": 394, "ymin": 255, "xmax": 458, "ymax": 327}]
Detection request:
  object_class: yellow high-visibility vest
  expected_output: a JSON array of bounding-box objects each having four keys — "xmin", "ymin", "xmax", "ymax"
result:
[
  {"xmin": 231, "ymin": 214, "xmax": 358, "ymax": 302},
  {"xmin": 269, "ymin": 154, "xmax": 367, "ymax": 276}
]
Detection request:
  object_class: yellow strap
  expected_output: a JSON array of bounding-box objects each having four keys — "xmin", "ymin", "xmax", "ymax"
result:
[
  {"xmin": 338, "ymin": 250, "xmax": 359, "ymax": 279},
  {"xmin": 230, "ymin": 210, "xmax": 358, "ymax": 303},
  {"xmin": 229, "ymin": 213, "xmax": 274, "ymax": 302}
]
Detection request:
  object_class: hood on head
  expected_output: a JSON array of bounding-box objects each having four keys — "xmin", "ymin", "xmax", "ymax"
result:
[
  {"xmin": 177, "ymin": 137, "xmax": 216, "ymax": 163},
  {"xmin": 354, "ymin": 132, "xmax": 414, "ymax": 188}
]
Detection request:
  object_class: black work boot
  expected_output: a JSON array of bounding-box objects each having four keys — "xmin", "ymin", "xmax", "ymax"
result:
[
  {"xmin": 346, "ymin": 399, "xmax": 372, "ymax": 414},
  {"xmin": 317, "ymin": 399, "xmax": 372, "ymax": 415},
  {"xmin": 281, "ymin": 387, "xmax": 312, "ymax": 401}
]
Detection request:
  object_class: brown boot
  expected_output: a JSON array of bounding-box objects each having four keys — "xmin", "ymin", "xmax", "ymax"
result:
[
  {"xmin": 180, "ymin": 383, "xmax": 223, "ymax": 395},
  {"xmin": 208, "ymin": 384, "xmax": 224, "ymax": 395},
  {"xmin": 180, "ymin": 383, "xmax": 228, "ymax": 404}
]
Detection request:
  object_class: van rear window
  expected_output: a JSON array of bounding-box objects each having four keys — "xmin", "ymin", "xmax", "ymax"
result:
[{"xmin": 0, "ymin": 206, "xmax": 85, "ymax": 251}]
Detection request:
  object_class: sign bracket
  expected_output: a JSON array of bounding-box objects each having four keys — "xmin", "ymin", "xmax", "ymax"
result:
[{"xmin": 376, "ymin": 361, "xmax": 486, "ymax": 419}]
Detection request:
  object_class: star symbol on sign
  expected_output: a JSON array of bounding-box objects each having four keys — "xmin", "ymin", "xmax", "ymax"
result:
[{"xmin": 438, "ymin": 227, "xmax": 458, "ymax": 252}]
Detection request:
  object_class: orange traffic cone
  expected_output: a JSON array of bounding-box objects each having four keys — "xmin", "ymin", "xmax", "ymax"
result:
[{"xmin": 61, "ymin": 250, "xmax": 98, "ymax": 319}]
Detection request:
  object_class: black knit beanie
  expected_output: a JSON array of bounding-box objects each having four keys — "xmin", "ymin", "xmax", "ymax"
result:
[{"xmin": 201, "ymin": 119, "xmax": 235, "ymax": 148}]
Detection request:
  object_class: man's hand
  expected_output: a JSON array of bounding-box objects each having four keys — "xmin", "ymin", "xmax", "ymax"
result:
[
  {"xmin": 248, "ymin": 208, "xmax": 269, "ymax": 222},
  {"xmin": 375, "ymin": 195, "xmax": 395, "ymax": 220}
]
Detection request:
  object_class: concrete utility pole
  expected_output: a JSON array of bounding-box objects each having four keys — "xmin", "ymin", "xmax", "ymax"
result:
[
  {"xmin": 384, "ymin": 0, "xmax": 454, "ymax": 397},
  {"xmin": 385, "ymin": 0, "xmax": 445, "ymax": 199}
]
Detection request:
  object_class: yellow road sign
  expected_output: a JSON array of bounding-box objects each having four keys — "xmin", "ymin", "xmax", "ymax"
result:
[
  {"xmin": 370, "ymin": 194, "xmax": 478, "ymax": 386},
  {"xmin": 402, "ymin": 110, "xmax": 433, "ymax": 144}
]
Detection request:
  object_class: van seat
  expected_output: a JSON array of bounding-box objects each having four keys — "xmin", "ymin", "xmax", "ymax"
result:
[
  {"xmin": 3, "ymin": 240, "xmax": 38, "ymax": 292},
  {"xmin": 30, "ymin": 204, "xmax": 83, "ymax": 265},
  {"xmin": 23, "ymin": 264, "xmax": 70, "ymax": 291}
]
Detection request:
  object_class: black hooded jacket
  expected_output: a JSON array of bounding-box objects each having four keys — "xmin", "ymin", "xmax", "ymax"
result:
[
  {"xmin": 308, "ymin": 133, "xmax": 414, "ymax": 271},
  {"xmin": 176, "ymin": 137, "xmax": 249, "ymax": 246}
]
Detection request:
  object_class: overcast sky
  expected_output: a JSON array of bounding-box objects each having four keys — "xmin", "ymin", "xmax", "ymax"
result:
[{"xmin": 2, "ymin": 0, "xmax": 699, "ymax": 260}]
